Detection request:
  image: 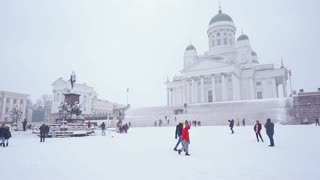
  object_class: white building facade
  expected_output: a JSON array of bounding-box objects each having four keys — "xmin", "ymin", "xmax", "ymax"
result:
[
  {"xmin": 0, "ymin": 91, "xmax": 28, "ymax": 123},
  {"xmin": 166, "ymin": 9, "xmax": 289, "ymax": 106}
]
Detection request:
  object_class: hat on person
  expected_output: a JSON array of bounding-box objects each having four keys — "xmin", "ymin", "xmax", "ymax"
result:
[{"xmin": 180, "ymin": 120, "xmax": 185, "ymax": 124}]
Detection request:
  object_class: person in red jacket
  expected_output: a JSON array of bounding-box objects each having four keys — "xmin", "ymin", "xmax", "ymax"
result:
[
  {"xmin": 254, "ymin": 120, "xmax": 264, "ymax": 142},
  {"xmin": 178, "ymin": 121, "xmax": 191, "ymax": 156}
]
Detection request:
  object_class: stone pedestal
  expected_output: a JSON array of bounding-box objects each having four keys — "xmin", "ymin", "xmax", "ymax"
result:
[{"xmin": 64, "ymin": 93, "xmax": 80, "ymax": 105}]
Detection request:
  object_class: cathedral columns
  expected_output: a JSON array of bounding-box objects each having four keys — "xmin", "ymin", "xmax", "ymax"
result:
[
  {"xmin": 191, "ymin": 78, "xmax": 195, "ymax": 103},
  {"xmin": 186, "ymin": 80, "xmax": 190, "ymax": 104},
  {"xmin": 232, "ymin": 73, "xmax": 240, "ymax": 100},
  {"xmin": 221, "ymin": 73, "xmax": 227, "ymax": 101},
  {"xmin": 167, "ymin": 88, "xmax": 169, "ymax": 106},
  {"xmin": 282, "ymin": 79, "xmax": 288, "ymax": 97},
  {"xmin": 211, "ymin": 74, "xmax": 216, "ymax": 102},
  {"xmin": 170, "ymin": 88, "xmax": 173, "ymax": 106},
  {"xmin": 182, "ymin": 80, "xmax": 186, "ymax": 104},
  {"xmin": 249, "ymin": 78, "xmax": 255, "ymax": 99},
  {"xmin": 200, "ymin": 76, "xmax": 204, "ymax": 103}
]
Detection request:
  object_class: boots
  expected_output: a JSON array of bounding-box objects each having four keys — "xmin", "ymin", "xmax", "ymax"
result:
[
  {"xmin": 178, "ymin": 149, "xmax": 182, "ymax": 155},
  {"xmin": 173, "ymin": 148, "xmax": 178, "ymax": 151},
  {"xmin": 185, "ymin": 152, "xmax": 190, "ymax": 156},
  {"xmin": 6, "ymin": 143, "xmax": 8, "ymax": 147}
]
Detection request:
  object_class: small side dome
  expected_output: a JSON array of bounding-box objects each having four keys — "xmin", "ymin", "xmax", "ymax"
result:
[
  {"xmin": 251, "ymin": 51, "xmax": 257, "ymax": 56},
  {"xmin": 186, "ymin": 44, "xmax": 196, "ymax": 51},
  {"xmin": 237, "ymin": 34, "xmax": 249, "ymax": 41}
]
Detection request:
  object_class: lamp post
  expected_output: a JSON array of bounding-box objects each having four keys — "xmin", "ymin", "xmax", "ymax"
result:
[
  {"xmin": 287, "ymin": 70, "xmax": 293, "ymax": 96},
  {"xmin": 126, "ymin": 88, "xmax": 129, "ymax": 105},
  {"xmin": 11, "ymin": 105, "xmax": 23, "ymax": 124}
]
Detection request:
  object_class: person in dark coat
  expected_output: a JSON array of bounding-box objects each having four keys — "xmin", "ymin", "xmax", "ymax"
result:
[
  {"xmin": 228, "ymin": 119, "xmax": 235, "ymax": 134},
  {"xmin": 22, "ymin": 118, "xmax": 27, "ymax": 131},
  {"xmin": 264, "ymin": 119, "xmax": 275, "ymax": 147},
  {"xmin": 0, "ymin": 124, "xmax": 6, "ymax": 147},
  {"xmin": 173, "ymin": 120, "xmax": 184, "ymax": 151},
  {"xmin": 3, "ymin": 126, "xmax": 11, "ymax": 147},
  {"xmin": 315, "ymin": 118, "xmax": 319, "ymax": 126},
  {"xmin": 254, "ymin": 120, "xmax": 264, "ymax": 142},
  {"xmin": 100, "ymin": 122, "xmax": 106, "ymax": 136},
  {"xmin": 178, "ymin": 121, "xmax": 191, "ymax": 156},
  {"xmin": 39, "ymin": 124, "xmax": 46, "ymax": 143},
  {"xmin": 242, "ymin": 118, "xmax": 246, "ymax": 127}
]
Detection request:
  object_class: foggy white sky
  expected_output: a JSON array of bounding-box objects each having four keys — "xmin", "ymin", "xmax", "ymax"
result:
[{"xmin": 0, "ymin": 0, "xmax": 319, "ymax": 107}]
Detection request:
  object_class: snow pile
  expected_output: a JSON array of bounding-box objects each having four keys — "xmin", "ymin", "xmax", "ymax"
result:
[{"xmin": 1, "ymin": 125, "xmax": 319, "ymax": 180}]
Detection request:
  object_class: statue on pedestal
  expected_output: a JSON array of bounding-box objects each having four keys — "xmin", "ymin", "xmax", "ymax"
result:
[{"xmin": 69, "ymin": 71, "xmax": 77, "ymax": 90}]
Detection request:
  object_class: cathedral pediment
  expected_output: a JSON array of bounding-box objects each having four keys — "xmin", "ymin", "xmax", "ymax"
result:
[{"xmin": 180, "ymin": 59, "xmax": 234, "ymax": 73}]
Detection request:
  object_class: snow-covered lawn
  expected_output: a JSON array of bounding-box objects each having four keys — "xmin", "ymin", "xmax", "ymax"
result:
[{"xmin": 1, "ymin": 125, "xmax": 319, "ymax": 180}]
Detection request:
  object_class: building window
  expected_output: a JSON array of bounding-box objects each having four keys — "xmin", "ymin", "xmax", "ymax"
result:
[
  {"xmin": 257, "ymin": 92, "xmax": 263, "ymax": 99},
  {"xmin": 5, "ymin": 107, "xmax": 9, "ymax": 113},
  {"xmin": 256, "ymin": 82, "xmax": 262, "ymax": 86},
  {"xmin": 6, "ymin": 98, "xmax": 10, "ymax": 103},
  {"xmin": 212, "ymin": 40, "xmax": 215, "ymax": 47},
  {"xmin": 57, "ymin": 93, "xmax": 60, "ymax": 102},
  {"xmin": 224, "ymin": 38, "xmax": 227, "ymax": 45},
  {"xmin": 217, "ymin": 39, "xmax": 221, "ymax": 45},
  {"xmin": 20, "ymin": 100, "xmax": 24, "ymax": 105},
  {"xmin": 217, "ymin": 33, "xmax": 220, "ymax": 37},
  {"xmin": 13, "ymin": 99, "xmax": 17, "ymax": 104},
  {"xmin": 0, "ymin": 97, "xmax": 2, "ymax": 102},
  {"xmin": 83, "ymin": 95, "xmax": 87, "ymax": 103},
  {"xmin": 229, "ymin": 39, "xmax": 233, "ymax": 45}
]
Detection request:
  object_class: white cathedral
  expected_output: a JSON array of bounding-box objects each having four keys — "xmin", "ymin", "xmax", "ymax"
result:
[{"xmin": 166, "ymin": 8, "xmax": 289, "ymax": 106}]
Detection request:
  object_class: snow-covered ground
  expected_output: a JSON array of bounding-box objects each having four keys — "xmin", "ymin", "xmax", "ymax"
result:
[{"xmin": 1, "ymin": 125, "xmax": 319, "ymax": 180}]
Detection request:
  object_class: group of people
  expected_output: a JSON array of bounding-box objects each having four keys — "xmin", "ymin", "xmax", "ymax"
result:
[
  {"xmin": 119, "ymin": 123, "xmax": 129, "ymax": 134},
  {"xmin": 0, "ymin": 124, "xmax": 11, "ymax": 147},
  {"xmin": 228, "ymin": 118, "xmax": 275, "ymax": 147},
  {"xmin": 173, "ymin": 120, "xmax": 191, "ymax": 156},
  {"xmin": 191, "ymin": 120, "xmax": 201, "ymax": 127},
  {"xmin": 39, "ymin": 124, "xmax": 50, "ymax": 143}
]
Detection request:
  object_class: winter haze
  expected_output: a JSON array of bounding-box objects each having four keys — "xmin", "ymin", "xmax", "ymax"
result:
[{"xmin": 0, "ymin": 0, "xmax": 319, "ymax": 107}]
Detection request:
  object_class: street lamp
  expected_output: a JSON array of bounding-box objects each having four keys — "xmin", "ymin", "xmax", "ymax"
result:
[
  {"xmin": 287, "ymin": 70, "xmax": 293, "ymax": 96},
  {"xmin": 10, "ymin": 105, "xmax": 23, "ymax": 124}
]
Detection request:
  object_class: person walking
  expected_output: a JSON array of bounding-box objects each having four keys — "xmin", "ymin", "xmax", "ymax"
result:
[
  {"xmin": 178, "ymin": 121, "xmax": 191, "ymax": 156},
  {"xmin": 173, "ymin": 120, "xmax": 184, "ymax": 151},
  {"xmin": 100, "ymin": 122, "xmax": 106, "ymax": 136},
  {"xmin": 3, "ymin": 126, "xmax": 11, "ymax": 147},
  {"xmin": 228, "ymin": 119, "xmax": 235, "ymax": 134},
  {"xmin": 264, "ymin": 119, "xmax": 275, "ymax": 147},
  {"xmin": 315, "ymin": 118, "xmax": 319, "ymax": 126},
  {"xmin": 39, "ymin": 124, "xmax": 47, "ymax": 143},
  {"xmin": 242, "ymin": 118, "xmax": 246, "ymax": 127},
  {"xmin": 237, "ymin": 118, "xmax": 240, "ymax": 127},
  {"xmin": 22, "ymin": 118, "xmax": 27, "ymax": 131},
  {"xmin": 88, "ymin": 120, "xmax": 92, "ymax": 128},
  {"xmin": 254, "ymin": 120, "xmax": 264, "ymax": 142},
  {"xmin": 0, "ymin": 124, "xmax": 6, "ymax": 147}
]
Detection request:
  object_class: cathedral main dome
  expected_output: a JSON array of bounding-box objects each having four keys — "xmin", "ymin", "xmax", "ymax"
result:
[{"xmin": 209, "ymin": 10, "xmax": 233, "ymax": 25}]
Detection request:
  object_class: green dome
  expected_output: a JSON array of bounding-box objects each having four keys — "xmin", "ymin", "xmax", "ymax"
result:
[
  {"xmin": 237, "ymin": 34, "xmax": 249, "ymax": 41},
  {"xmin": 209, "ymin": 10, "xmax": 233, "ymax": 25},
  {"xmin": 186, "ymin": 45, "xmax": 196, "ymax": 51}
]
